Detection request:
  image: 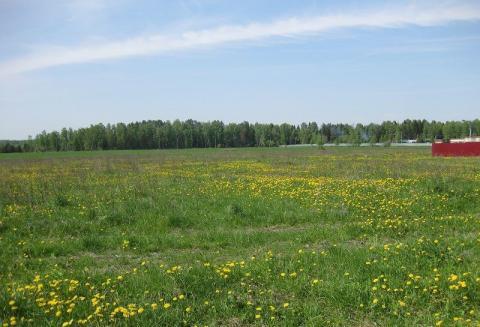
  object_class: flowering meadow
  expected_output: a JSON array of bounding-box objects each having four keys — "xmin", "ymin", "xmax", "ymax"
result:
[{"xmin": 0, "ymin": 147, "xmax": 479, "ymax": 326}]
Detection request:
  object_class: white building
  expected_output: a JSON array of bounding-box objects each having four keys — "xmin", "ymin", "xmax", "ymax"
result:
[{"xmin": 450, "ymin": 137, "xmax": 480, "ymax": 143}]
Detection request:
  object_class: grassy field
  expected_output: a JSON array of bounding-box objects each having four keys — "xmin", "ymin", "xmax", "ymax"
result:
[{"xmin": 1, "ymin": 147, "xmax": 479, "ymax": 326}]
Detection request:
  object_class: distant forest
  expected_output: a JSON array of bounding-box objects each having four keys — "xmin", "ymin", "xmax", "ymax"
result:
[{"xmin": 1, "ymin": 119, "xmax": 479, "ymax": 153}]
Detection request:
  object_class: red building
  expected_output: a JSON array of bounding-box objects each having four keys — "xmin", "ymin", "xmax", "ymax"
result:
[{"xmin": 432, "ymin": 139, "xmax": 480, "ymax": 157}]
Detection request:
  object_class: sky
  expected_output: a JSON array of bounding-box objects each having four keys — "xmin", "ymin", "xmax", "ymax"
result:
[{"xmin": 0, "ymin": 0, "xmax": 480, "ymax": 139}]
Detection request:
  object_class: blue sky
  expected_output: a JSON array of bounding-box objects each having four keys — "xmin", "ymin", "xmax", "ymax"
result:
[{"xmin": 1, "ymin": 0, "xmax": 479, "ymax": 139}]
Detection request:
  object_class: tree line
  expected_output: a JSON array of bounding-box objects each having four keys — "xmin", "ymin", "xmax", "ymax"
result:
[{"xmin": 1, "ymin": 119, "xmax": 479, "ymax": 153}]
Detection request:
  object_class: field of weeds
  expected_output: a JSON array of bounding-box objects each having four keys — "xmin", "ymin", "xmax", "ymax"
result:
[{"xmin": 1, "ymin": 147, "xmax": 479, "ymax": 326}]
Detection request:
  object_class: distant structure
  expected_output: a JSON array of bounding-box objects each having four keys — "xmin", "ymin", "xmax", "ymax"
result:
[
  {"xmin": 450, "ymin": 137, "xmax": 480, "ymax": 143},
  {"xmin": 432, "ymin": 137, "xmax": 480, "ymax": 156}
]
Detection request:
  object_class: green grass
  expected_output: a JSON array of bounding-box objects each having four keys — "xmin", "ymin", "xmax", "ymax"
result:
[{"xmin": 1, "ymin": 147, "xmax": 479, "ymax": 326}]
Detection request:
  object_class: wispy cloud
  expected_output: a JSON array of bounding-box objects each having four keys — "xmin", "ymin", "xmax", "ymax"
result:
[
  {"xmin": 1, "ymin": 3, "xmax": 480, "ymax": 76},
  {"xmin": 366, "ymin": 35, "xmax": 480, "ymax": 56}
]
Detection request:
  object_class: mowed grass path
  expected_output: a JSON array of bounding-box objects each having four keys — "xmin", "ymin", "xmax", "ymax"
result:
[{"xmin": 1, "ymin": 147, "xmax": 479, "ymax": 326}]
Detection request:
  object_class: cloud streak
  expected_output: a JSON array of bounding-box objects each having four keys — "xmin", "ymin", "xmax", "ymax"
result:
[{"xmin": 1, "ymin": 3, "xmax": 480, "ymax": 76}]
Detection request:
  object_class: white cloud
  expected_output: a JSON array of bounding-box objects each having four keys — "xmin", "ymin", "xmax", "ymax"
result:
[{"xmin": 1, "ymin": 3, "xmax": 480, "ymax": 76}]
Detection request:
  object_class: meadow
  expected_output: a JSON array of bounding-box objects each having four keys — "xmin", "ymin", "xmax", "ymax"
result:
[{"xmin": 0, "ymin": 146, "xmax": 479, "ymax": 326}]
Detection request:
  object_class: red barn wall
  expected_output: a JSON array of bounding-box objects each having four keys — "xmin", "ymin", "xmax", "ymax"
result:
[{"xmin": 432, "ymin": 142, "xmax": 480, "ymax": 157}]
